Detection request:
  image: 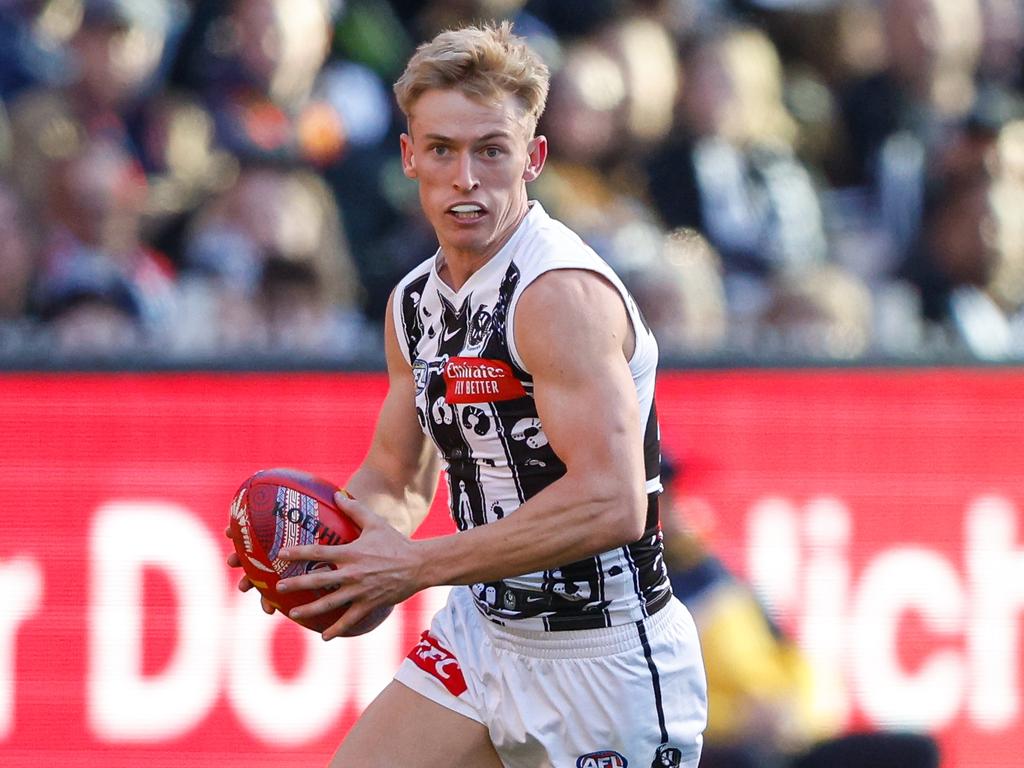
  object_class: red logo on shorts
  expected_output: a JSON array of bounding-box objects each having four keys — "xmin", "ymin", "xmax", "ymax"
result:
[
  {"xmin": 443, "ymin": 357, "xmax": 527, "ymax": 404},
  {"xmin": 407, "ymin": 630, "xmax": 468, "ymax": 696}
]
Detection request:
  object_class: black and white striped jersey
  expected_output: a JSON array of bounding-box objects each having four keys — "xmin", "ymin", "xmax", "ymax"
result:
[{"xmin": 392, "ymin": 202, "xmax": 671, "ymax": 631}]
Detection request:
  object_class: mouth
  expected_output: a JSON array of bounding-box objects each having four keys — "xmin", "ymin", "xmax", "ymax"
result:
[{"xmin": 446, "ymin": 203, "xmax": 487, "ymax": 222}]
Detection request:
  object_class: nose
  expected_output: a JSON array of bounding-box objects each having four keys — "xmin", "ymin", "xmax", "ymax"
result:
[{"xmin": 453, "ymin": 151, "xmax": 479, "ymax": 192}]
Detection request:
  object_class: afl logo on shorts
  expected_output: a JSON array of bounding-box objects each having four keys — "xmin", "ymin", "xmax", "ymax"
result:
[{"xmin": 577, "ymin": 751, "xmax": 627, "ymax": 768}]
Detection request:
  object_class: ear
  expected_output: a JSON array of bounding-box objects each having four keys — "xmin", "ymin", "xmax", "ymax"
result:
[
  {"xmin": 523, "ymin": 135, "xmax": 548, "ymax": 182},
  {"xmin": 400, "ymin": 133, "xmax": 417, "ymax": 179}
]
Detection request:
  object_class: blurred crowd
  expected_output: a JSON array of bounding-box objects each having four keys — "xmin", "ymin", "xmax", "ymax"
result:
[{"xmin": 0, "ymin": 0, "xmax": 1022, "ymax": 362}]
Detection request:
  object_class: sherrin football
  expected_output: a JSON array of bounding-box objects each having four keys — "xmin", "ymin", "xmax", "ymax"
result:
[{"xmin": 228, "ymin": 467, "xmax": 392, "ymax": 635}]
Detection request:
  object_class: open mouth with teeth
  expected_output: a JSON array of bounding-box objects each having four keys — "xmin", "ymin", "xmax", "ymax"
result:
[{"xmin": 448, "ymin": 204, "xmax": 486, "ymax": 221}]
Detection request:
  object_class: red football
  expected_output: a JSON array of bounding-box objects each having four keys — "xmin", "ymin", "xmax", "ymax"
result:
[{"xmin": 228, "ymin": 467, "xmax": 392, "ymax": 635}]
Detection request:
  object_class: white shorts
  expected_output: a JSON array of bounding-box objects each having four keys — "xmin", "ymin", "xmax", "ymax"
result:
[{"xmin": 395, "ymin": 586, "xmax": 707, "ymax": 768}]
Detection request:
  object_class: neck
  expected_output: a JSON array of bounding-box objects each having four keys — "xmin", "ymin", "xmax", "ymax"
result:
[{"xmin": 439, "ymin": 201, "xmax": 531, "ymax": 291}]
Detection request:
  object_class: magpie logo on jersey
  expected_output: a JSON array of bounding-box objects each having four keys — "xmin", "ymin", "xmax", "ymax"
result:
[
  {"xmin": 468, "ymin": 304, "xmax": 494, "ymax": 347},
  {"xmin": 650, "ymin": 745, "xmax": 682, "ymax": 767},
  {"xmin": 577, "ymin": 751, "xmax": 628, "ymax": 768}
]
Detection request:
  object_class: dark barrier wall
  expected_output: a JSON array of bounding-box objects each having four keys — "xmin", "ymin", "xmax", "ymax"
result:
[{"xmin": 0, "ymin": 369, "xmax": 1021, "ymax": 768}]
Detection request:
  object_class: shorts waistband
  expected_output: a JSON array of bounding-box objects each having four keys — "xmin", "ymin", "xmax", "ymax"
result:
[{"xmin": 475, "ymin": 597, "xmax": 682, "ymax": 659}]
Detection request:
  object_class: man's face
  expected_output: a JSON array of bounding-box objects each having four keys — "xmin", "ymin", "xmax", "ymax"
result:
[{"xmin": 400, "ymin": 88, "xmax": 546, "ymax": 261}]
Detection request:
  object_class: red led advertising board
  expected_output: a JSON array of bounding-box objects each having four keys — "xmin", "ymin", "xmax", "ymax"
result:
[{"xmin": 0, "ymin": 369, "xmax": 1021, "ymax": 767}]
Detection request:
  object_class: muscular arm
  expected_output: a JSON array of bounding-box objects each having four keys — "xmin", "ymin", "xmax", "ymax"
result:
[
  {"xmin": 413, "ymin": 268, "xmax": 647, "ymax": 584},
  {"xmin": 345, "ymin": 290, "xmax": 440, "ymax": 537},
  {"xmin": 279, "ymin": 270, "xmax": 647, "ymax": 637}
]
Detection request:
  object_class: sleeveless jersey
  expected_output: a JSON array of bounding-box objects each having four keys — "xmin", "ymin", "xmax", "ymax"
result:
[{"xmin": 392, "ymin": 202, "xmax": 671, "ymax": 631}]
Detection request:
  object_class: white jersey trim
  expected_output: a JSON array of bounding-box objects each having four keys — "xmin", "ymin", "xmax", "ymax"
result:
[{"xmin": 390, "ymin": 259, "xmax": 433, "ymax": 367}]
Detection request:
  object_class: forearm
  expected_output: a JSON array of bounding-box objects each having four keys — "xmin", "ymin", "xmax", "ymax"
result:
[
  {"xmin": 413, "ymin": 470, "xmax": 644, "ymax": 587},
  {"xmin": 345, "ymin": 463, "xmax": 434, "ymax": 537}
]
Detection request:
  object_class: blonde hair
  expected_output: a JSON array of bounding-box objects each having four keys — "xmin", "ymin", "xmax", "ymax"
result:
[{"xmin": 394, "ymin": 21, "xmax": 550, "ymax": 134}]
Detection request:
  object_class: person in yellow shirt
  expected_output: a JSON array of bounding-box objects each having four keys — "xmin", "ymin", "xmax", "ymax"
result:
[{"xmin": 660, "ymin": 456, "xmax": 939, "ymax": 768}]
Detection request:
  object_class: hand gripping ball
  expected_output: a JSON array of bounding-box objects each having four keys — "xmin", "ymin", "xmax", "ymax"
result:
[{"xmin": 228, "ymin": 467, "xmax": 392, "ymax": 635}]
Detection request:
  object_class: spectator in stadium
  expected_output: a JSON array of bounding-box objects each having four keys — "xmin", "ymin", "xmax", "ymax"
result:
[
  {"xmin": 10, "ymin": 1, "xmax": 219, "ymax": 263},
  {"xmin": 255, "ymin": 252, "xmax": 367, "ymax": 356},
  {"xmin": 839, "ymin": 0, "xmax": 985, "ymax": 181},
  {"xmin": 177, "ymin": 0, "xmax": 413, "ymax": 311},
  {"xmin": 540, "ymin": 37, "xmax": 628, "ymax": 170},
  {"xmin": 133, "ymin": 89, "xmax": 240, "ymax": 259},
  {"xmin": 0, "ymin": 0, "xmax": 1020, "ymax": 362},
  {"xmin": 984, "ymin": 120, "xmax": 1024, "ymax": 338},
  {"xmin": 599, "ymin": 15, "xmax": 680, "ymax": 155},
  {"xmin": 756, "ymin": 264, "xmax": 875, "ymax": 360},
  {"xmin": 0, "ymin": 0, "xmax": 72, "ymax": 100},
  {"xmin": 181, "ymin": 0, "xmax": 348, "ymax": 167},
  {"xmin": 619, "ymin": 228, "xmax": 730, "ymax": 357},
  {"xmin": 659, "ymin": 456, "xmax": 942, "ymax": 768},
  {"xmin": 906, "ymin": 118, "xmax": 1024, "ymax": 358},
  {"xmin": 176, "ymin": 162, "xmax": 366, "ymax": 355},
  {"xmin": 35, "ymin": 136, "xmax": 178, "ymax": 343},
  {"xmin": 835, "ymin": 0, "xmax": 985, "ymax": 267},
  {"xmin": 68, "ymin": 0, "xmax": 186, "ymax": 124},
  {"xmin": 535, "ymin": 11, "xmax": 680, "ymax": 175},
  {"xmin": 645, "ymin": 23, "xmax": 829, "ymax": 334},
  {"xmin": 35, "ymin": 254, "xmax": 147, "ymax": 355},
  {"xmin": 5, "ymin": 0, "xmax": 188, "ymax": 210},
  {"xmin": 535, "ymin": 30, "xmax": 673, "ymax": 281}
]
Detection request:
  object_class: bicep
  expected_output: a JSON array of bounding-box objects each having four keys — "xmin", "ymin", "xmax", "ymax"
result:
[
  {"xmin": 515, "ymin": 271, "xmax": 643, "ymax": 487},
  {"xmin": 533, "ymin": 352, "xmax": 640, "ymax": 482}
]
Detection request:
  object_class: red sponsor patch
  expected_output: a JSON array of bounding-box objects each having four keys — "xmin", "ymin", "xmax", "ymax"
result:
[
  {"xmin": 407, "ymin": 630, "xmax": 468, "ymax": 696},
  {"xmin": 443, "ymin": 356, "xmax": 527, "ymax": 404}
]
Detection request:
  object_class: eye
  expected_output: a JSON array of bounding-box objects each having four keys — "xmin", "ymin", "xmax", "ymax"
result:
[
  {"xmin": 430, "ymin": 145, "xmax": 449, "ymax": 157},
  {"xmin": 482, "ymin": 146, "xmax": 503, "ymax": 159}
]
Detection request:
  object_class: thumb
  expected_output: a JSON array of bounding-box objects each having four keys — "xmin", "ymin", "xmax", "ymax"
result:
[{"xmin": 334, "ymin": 489, "xmax": 378, "ymax": 529}]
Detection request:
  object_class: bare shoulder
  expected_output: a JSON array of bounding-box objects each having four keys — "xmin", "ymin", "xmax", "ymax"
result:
[
  {"xmin": 516, "ymin": 268, "xmax": 624, "ymax": 317},
  {"xmin": 514, "ymin": 269, "xmax": 631, "ymax": 372}
]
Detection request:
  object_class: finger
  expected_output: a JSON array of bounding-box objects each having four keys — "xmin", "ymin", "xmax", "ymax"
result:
[
  {"xmin": 333, "ymin": 492, "xmax": 374, "ymax": 529},
  {"xmin": 224, "ymin": 525, "xmax": 233, "ymax": 539},
  {"xmin": 236, "ymin": 575, "xmax": 254, "ymax": 592},
  {"xmin": 227, "ymin": 552, "xmax": 242, "ymax": 568},
  {"xmin": 289, "ymin": 585, "xmax": 355, "ymax": 622},
  {"xmin": 278, "ymin": 543, "xmax": 336, "ymax": 562},
  {"xmin": 323, "ymin": 603, "xmax": 374, "ymax": 641},
  {"xmin": 278, "ymin": 569, "xmax": 344, "ymax": 594},
  {"xmin": 261, "ymin": 596, "xmax": 276, "ymax": 615}
]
